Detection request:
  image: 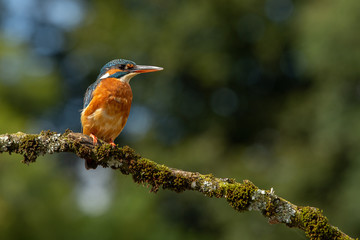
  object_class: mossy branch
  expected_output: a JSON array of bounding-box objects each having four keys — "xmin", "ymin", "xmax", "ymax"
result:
[{"xmin": 0, "ymin": 130, "xmax": 356, "ymax": 240}]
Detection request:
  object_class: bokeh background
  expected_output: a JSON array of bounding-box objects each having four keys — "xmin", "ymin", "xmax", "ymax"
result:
[{"xmin": 0, "ymin": 0, "xmax": 359, "ymax": 239}]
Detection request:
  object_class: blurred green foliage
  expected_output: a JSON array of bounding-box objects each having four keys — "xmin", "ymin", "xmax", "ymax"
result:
[{"xmin": 0, "ymin": 0, "xmax": 359, "ymax": 239}]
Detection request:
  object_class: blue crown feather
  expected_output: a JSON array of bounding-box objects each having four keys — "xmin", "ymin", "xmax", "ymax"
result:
[
  {"xmin": 98, "ymin": 59, "xmax": 136, "ymax": 78},
  {"xmin": 83, "ymin": 59, "xmax": 136, "ymax": 109}
]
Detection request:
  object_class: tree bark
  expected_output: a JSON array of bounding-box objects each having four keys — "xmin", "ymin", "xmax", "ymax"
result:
[{"xmin": 0, "ymin": 130, "xmax": 355, "ymax": 240}]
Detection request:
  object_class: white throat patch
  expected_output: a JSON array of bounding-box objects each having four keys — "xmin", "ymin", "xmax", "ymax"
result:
[
  {"xmin": 99, "ymin": 72, "xmax": 139, "ymax": 83},
  {"xmin": 119, "ymin": 72, "xmax": 139, "ymax": 83}
]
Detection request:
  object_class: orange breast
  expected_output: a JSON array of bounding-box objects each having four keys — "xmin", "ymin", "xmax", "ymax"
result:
[{"xmin": 81, "ymin": 78, "xmax": 133, "ymax": 142}]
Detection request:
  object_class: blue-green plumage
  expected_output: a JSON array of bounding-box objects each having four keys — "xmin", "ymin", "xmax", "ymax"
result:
[
  {"xmin": 98, "ymin": 59, "xmax": 136, "ymax": 78},
  {"xmin": 83, "ymin": 59, "xmax": 137, "ymax": 109},
  {"xmin": 81, "ymin": 58, "xmax": 163, "ymax": 159}
]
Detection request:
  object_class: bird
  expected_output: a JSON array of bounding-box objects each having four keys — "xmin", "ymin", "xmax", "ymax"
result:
[{"xmin": 81, "ymin": 59, "xmax": 163, "ymax": 149}]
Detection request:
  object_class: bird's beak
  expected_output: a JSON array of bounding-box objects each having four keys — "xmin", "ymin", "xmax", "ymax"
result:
[{"xmin": 133, "ymin": 65, "xmax": 163, "ymax": 73}]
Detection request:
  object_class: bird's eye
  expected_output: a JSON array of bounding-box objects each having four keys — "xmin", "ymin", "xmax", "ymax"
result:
[{"xmin": 126, "ymin": 63, "xmax": 134, "ymax": 69}]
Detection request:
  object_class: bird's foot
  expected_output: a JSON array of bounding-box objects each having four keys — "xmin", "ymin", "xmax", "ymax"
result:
[
  {"xmin": 109, "ymin": 141, "xmax": 116, "ymax": 147},
  {"xmin": 90, "ymin": 134, "xmax": 98, "ymax": 145}
]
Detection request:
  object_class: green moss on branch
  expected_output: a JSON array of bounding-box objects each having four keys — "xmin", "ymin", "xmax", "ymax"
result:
[{"xmin": 0, "ymin": 131, "xmax": 356, "ymax": 240}]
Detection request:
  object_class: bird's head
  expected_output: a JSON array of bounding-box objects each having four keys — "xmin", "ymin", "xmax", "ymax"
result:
[{"xmin": 97, "ymin": 59, "xmax": 163, "ymax": 83}]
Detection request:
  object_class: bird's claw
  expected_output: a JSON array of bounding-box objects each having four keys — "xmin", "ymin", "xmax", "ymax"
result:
[{"xmin": 90, "ymin": 134, "xmax": 98, "ymax": 145}]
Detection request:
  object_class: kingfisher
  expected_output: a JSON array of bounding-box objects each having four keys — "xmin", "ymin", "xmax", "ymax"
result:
[{"xmin": 81, "ymin": 59, "xmax": 163, "ymax": 148}]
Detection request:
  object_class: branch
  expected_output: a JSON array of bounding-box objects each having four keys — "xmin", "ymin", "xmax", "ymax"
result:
[{"xmin": 0, "ymin": 130, "xmax": 355, "ymax": 240}]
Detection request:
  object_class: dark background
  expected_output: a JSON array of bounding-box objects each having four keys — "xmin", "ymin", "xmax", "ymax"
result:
[{"xmin": 0, "ymin": 0, "xmax": 359, "ymax": 239}]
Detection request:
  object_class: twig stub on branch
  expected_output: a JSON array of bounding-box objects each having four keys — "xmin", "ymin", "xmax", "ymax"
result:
[{"xmin": 0, "ymin": 131, "xmax": 355, "ymax": 240}]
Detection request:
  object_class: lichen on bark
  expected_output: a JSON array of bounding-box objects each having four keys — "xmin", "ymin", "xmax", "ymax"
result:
[{"xmin": 0, "ymin": 131, "xmax": 356, "ymax": 240}]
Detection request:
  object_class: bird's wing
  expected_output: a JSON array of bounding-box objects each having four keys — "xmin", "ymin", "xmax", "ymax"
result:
[{"xmin": 83, "ymin": 79, "xmax": 102, "ymax": 109}]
